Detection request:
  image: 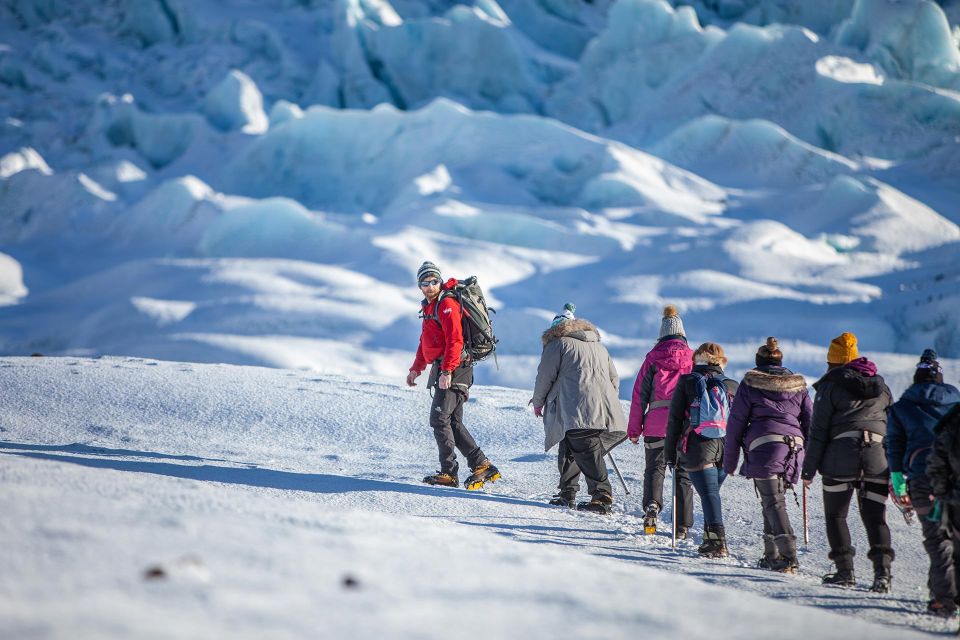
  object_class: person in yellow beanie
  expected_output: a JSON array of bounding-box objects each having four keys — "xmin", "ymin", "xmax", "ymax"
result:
[
  {"xmin": 827, "ymin": 332, "xmax": 859, "ymax": 365},
  {"xmin": 802, "ymin": 332, "xmax": 894, "ymax": 592}
]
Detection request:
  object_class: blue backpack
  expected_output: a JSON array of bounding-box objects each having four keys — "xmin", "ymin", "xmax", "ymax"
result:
[{"xmin": 688, "ymin": 372, "xmax": 731, "ymax": 439}]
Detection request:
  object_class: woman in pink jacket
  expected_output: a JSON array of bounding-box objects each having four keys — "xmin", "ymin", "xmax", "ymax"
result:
[{"xmin": 628, "ymin": 305, "xmax": 694, "ymax": 537}]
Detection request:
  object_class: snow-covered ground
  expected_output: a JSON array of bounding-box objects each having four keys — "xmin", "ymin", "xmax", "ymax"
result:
[{"xmin": 0, "ymin": 356, "xmax": 956, "ymax": 638}]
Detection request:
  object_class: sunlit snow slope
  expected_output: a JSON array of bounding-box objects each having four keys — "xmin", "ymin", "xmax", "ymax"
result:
[{"xmin": 1, "ymin": 356, "xmax": 956, "ymax": 638}]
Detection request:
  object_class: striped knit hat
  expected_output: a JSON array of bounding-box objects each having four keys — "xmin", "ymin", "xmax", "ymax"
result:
[{"xmin": 416, "ymin": 261, "xmax": 441, "ymax": 283}]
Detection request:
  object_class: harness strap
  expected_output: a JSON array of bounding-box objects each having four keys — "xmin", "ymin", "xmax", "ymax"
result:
[
  {"xmin": 823, "ymin": 482, "xmax": 851, "ymax": 492},
  {"xmin": 748, "ymin": 434, "xmax": 804, "ymax": 452},
  {"xmin": 644, "ymin": 440, "xmax": 665, "ymax": 450},
  {"xmin": 647, "ymin": 399, "xmax": 672, "ymax": 411},
  {"xmin": 861, "ymin": 490, "xmax": 888, "ymax": 504},
  {"xmin": 834, "ymin": 430, "xmax": 884, "ymax": 443}
]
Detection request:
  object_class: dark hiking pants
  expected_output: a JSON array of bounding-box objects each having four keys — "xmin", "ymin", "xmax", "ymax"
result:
[
  {"xmin": 558, "ymin": 429, "xmax": 613, "ymax": 501},
  {"xmin": 643, "ymin": 436, "xmax": 694, "ymax": 527},
  {"xmin": 690, "ymin": 466, "xmax": 726, "ymax": 528},
  {"xmin": 822, "ymin": 477, "xmax": 893, "ymax": 573},
  {"xmin": 910, "ymin": 477, "xmax": 960, "ymax": 604},
  {"xmin": 755, "ymin": 477, "xmax": 797, "ymax": 560},
  {"xmin": 429, "ymin": 362, "xmax": 485, "ymax": 477}
]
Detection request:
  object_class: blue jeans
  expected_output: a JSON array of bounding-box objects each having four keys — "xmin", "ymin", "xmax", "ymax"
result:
[{"xmin": 690, "ymin": 466, "xmax": 727, "ymax": 527}]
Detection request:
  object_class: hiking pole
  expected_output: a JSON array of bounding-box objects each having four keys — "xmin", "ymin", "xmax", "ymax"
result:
[
  {"xmin": 802, "ymin": 483, "xmax": 810, "ymax": 546},
  {"xmin": 607, "ymin": 452, "xmax": 630, "ymax": 495},
  {"xmin": 672, "ymin": 467, "xmax": 678, "ymax": 551}
]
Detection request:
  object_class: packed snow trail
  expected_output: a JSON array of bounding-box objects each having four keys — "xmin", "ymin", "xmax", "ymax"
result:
[{"xmin": 0, "ymin": 357, "xmax": 953, "ymax": 637}]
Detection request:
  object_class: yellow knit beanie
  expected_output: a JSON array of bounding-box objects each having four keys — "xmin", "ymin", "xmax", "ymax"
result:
[{"xmin": 827, "ymin": 332, "xmax": 859, "ymax": 364}]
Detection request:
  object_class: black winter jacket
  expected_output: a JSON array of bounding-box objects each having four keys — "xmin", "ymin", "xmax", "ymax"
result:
[
  {"xmin": 927, "ymin": 405, "xmax": 960, "ymax": 503},
  {"xmin": 801, "ymin": 360, "xmax": 893, "ymax": 482},
  {"xmin": 665, "ymin": 364, "xmax": 739, "ymax": 470}
]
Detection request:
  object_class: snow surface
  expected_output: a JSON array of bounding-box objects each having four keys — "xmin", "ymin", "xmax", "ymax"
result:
[{"xmin": 0, "ymin": 356, "xmax": 956, "ymax": 638}]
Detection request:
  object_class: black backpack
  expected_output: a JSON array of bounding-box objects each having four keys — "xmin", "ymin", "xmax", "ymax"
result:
[{"xmin": 423, "ymin": 276, "xmax": 498, "ymax": 366}]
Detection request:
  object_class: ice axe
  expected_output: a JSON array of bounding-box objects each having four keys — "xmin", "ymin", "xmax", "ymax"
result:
[{"xmin": 607, "ymin": 451, "xmax": 630, "ymax": 495}]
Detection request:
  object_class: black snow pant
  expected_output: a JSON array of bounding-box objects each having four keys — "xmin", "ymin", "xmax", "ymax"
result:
[
  {"xmin": 910, "ymin": 477, "xmax": 960, "ymax": 604},
  {"xmin": 822, "ymin": 477, "xmax": 893, "ymax": 575},
  {"xmin": 643, "ymin": 436, "xmax": 693, "ymax": 527},
  {"xmin": 755, "ymin": 477, "xmax": 797, "ymax": 561},
  {"xmin": 428, "ymin": 362, "xmax": 485, "ymax": 477},
  {"xmin": 557, "ymin": 429, "xmax": 613, "ymax": 501}
]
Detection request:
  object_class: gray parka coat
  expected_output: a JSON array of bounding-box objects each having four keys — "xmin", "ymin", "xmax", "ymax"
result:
[{"xmin": 531, "ymin": 319, "xmax": 627, "ymax": 452}]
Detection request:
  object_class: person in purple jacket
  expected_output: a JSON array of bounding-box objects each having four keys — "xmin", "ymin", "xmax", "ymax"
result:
[
  {"xmin": 724, "ymin": 337, "xmax": 813, "ymax": 573},
  {"xmin": 628, "ymin": 304, "xmax": 695, "ymax": 537}
]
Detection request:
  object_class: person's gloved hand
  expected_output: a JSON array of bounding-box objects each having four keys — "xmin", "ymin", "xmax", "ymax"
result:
[
  {"xmin": 890, "ymin": 471, "xmax": 908, "ymax": 498},
  {"xmin": 533, "ymin": 405, "xmax": 543, "ymax": 418}
]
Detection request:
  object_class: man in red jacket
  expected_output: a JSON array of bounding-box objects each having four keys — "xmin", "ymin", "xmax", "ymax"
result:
[{"xmin": 406, "ymin": 261, "xmax": 501, "ymax": 490}]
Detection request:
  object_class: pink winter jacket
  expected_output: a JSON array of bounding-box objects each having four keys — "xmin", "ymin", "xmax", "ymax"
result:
[{"xmin": 627, "ymin": 338, "xmax": 694, "ymax": 439}]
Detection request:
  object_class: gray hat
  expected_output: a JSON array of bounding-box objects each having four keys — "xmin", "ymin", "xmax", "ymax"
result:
[
  {"xmin": 417, "ymin": 261, "xmax": 441, "ymax": 283},
  {"xmin": 658, "ymin": 304, "xmax": 685, "ymax": 339}
]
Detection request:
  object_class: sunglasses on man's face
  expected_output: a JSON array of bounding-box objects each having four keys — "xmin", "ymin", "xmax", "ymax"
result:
[{"xmin": 419, "ymin": 278, "xmax": 441, "ymax": 288}]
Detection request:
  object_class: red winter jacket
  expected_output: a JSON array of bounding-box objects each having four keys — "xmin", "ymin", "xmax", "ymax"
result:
[{"xmin": 410, "ymin": 278, "xmax": 463, "ymax": 374}]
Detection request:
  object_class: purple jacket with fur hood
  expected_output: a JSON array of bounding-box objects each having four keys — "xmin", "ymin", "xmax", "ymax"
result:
[{"xmin": 723, "ymin": 366, "xmax": 813, "ymax": 484}]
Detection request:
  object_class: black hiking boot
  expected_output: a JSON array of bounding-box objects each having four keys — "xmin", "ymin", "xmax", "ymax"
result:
[
  {"xmin": 698, "ymin": 526, "xmax": 728, "ymax": 558},
  {"xmin": 464, "ymin": 461, "xmax": 501, "ymax": 490},
  {"xmin": 549, "ymin": 493, "xmax": 576, "ymax": 508},
  {"xmin": 577, "ymin": 493, "xmax": 613, "ymax": 515},
  {"xmin": 643, "ymin": 504, "xmax": 659, "ymax": 534},
  {"xmin": 676, "ymin": 526, "xmax": 688, "ymax": 541},
  {"xmin": 769, "ymin": 556, "xmax": 799, "ymax": 574},
  {"xmin": 422, "ymin": 471, "xmax": 458, "ymax": 487},
  {"xmin": 869, "ymin": 571, "xmax": 892, "ymax": 594},
  {"xmin": 927, "ymin": 600, "xmax": 958, "ymax": 618},
  {"xmin": 822, "ymin": 570, "xmax": 856, "ymax": 588},
  {"xmin": 757, "ymin": 555, "xmax": 782, "ymax": 570}
]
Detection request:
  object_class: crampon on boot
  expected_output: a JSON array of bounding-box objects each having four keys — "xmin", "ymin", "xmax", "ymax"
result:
[
  {"xmin": 675, "ymin": 526, "xmax": 688, "ymax": 541},
  {"xmin": 869, "ymin": 571, "xmax": 892, "ymax": 594},
  {"xmin": 822, "ymin": 570, "xmax": 856, "ymax": 588},
  {"xmin": 926, "ymin": 600, "xmax": 958, "ymax": 618},
  {"xmin": 769, "ymin": 556, "xmax": 799, "ymax": 574},
  {"xmin": 422, "ymin": 471, "xmax": 458, "ymax": 487},
  {"xmin": 464, "ymin": 461, "xmax": 501, "ymax": 490},
  {"xmin": 643, "ymin": 504, "xmax": 660, "ymax": 535},
  {"xmin": 577, "ymin": 494, "xmax": 613, "ymax": 515},
  {"xmin": 548, "ymin": 493, "xmax": 576, "ymax": 508},
  {"xmin": 698, "ymin": 526, "xmax": 728, "ymax": 558}
]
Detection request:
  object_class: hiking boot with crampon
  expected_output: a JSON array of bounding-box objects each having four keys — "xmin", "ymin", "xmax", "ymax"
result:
[
  {"xmin": 869, "ymin": 572, "xmax": 892, "ymax": 594},
  {"xmin": 464, "ymin": 461, "xmax": 501, "ymax": 490},
  {"xmin": 757, "ymin": 555, "xmax": 782, "ymax": 570},
  {"xmin": 698, "ymin": 526, "xmax": 728, "ymax": 558},
  {"xmin": 822, "ymin": 570, "xmax": 856, "ymax": 588},
  {"xmin": 422, "ymin": 471, "xmax": 458, "ymax": 487},
  {"xmin": 769, "ymin": 556, "xmax": 799, "ymax": 574},
  {"xmin": 643, "ymin": 504, "xmax": 659, "ymax": 535},
  {"xmin": 927, "ymin": 600, "xmax": 958, "ymax": 618},
  {"xmin": 676, "ymin": 526, "xmax": 688, "ymax": 541},
  {"xmin": 577, "ymin": 494, "xmax": 613, "ymax": 515},
  {"xmin": 549, "ymin": 494, "xmax": 576, "ymax": 508}
]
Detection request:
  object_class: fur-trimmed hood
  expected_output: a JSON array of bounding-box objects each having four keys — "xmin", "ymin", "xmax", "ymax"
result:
[
  {"xmin": 541, "ymin": 319, "xmax": 599, "ymax": 346},
  {"xmin": 743, "ymin": 369, "xmax": 807, "ymax": 394}
]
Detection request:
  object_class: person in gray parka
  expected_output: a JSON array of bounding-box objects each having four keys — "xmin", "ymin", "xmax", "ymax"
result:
[{"xmin": 531, "ymin": 303, "xmax": 627, "ymax": 514}]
